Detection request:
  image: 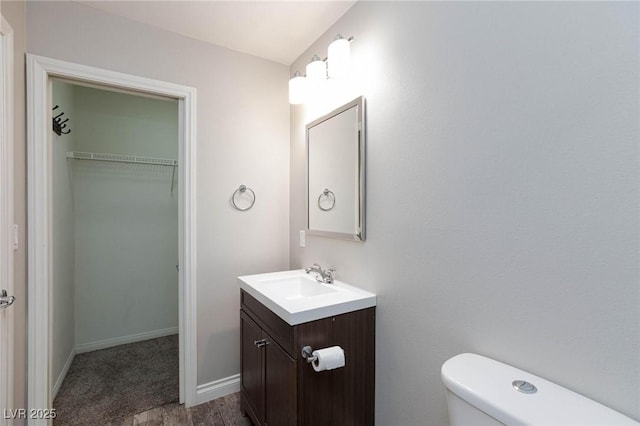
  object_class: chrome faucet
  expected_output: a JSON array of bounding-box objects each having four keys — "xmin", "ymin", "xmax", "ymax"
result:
[{"xmin": 304, "ymin": 263, "xmax": 335, "ymax": 284}]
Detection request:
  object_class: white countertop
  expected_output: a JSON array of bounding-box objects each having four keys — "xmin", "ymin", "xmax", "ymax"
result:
[{"xmin": 238, "ymin": 269, "xmax": 376, "ymax": 325}]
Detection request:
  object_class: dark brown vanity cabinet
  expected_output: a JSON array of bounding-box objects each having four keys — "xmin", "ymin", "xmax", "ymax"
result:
[
  {"xmin": 241, "ymin": 310, "xmax": 297, "ymax": 426},
  {"xmin": 240, "ymin": 290, "xmax": 375, "ymax": 426}
]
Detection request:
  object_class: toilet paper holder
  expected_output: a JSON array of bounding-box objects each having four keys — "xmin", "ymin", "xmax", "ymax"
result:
[{"xmin": 301, "ymin": 346, "xmax": 317, "ymax": 363}]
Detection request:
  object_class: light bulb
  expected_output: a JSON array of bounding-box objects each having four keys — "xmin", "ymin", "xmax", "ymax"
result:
[
  {"xmin": 328, "ymin": 34, "xmax": 350, "ymax": 78},
  {"xmin": 288, "ymin": 71, "xmax": 307, "ymax": 104},
  {"xmin": 306, "ymin": 55, "xmax": 326, "ymax": 81}
]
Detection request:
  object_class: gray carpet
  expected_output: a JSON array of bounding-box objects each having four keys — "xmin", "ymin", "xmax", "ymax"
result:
[{"xmin": 53, "ymin": 335, "xmax": 179, "ymax": 426}]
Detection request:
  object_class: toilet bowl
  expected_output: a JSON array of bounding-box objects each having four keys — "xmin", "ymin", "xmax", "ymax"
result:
[{"xmin": 441, "ymin": 353, "xmax": 638, "ymax": 426}]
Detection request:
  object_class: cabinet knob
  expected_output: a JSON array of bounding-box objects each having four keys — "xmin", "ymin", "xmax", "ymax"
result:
[{"xmin": 254, "ymin": 339, "xmax": 268, "ymax": 348}]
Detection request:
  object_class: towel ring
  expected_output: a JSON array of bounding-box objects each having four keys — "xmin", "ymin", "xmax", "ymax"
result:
[
  {"xmin": 317, "ymin": 188, "xmax": 335, "ymax": 211},
  {"xmin": 232, "ymin": 185, "xmax": 255, "ymax": 211}
]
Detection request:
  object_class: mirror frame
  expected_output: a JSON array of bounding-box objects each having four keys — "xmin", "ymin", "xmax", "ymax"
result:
[{"xmin": 305, "ymin": 96, "xmax": 366, "ymax": 241}]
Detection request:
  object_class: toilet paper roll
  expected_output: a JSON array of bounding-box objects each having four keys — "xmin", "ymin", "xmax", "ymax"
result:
[{"xmin": 312, "ymin": 346, "xmax": 345, "ymax": 372}]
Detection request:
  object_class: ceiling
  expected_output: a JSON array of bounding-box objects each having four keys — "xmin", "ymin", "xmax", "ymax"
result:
[{"xmin": 80, "ymin": 1, "xmax": 357, "ymax": 66}]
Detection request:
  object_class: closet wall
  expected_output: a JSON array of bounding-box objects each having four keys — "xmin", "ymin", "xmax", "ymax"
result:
[
  {"xmin": 51, "ymin": 81, "xmax": 76, "ymax": 393},
  {"xmin": 72, "ymin": 85, "xmax": 179, "ymax": 351},
  {"xmin": 51, "ymin": 81, "xmax": 179, "ymax": 393}
]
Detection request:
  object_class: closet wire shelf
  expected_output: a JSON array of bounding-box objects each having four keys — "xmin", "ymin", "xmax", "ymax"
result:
[
  {"xmin": 66, "ymin": 151, "xmax": 178, "ymax": 166},
  {"xmin": 66, "ymin": 151, "xmax": 179, "ymax": 192}
]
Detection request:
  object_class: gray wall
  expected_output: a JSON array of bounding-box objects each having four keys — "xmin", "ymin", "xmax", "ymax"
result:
[
  {"xmin": 290, "ymin": 2, "xmax": 639, "ymax": 424},
  {"xmin": 27, "ymin": 1, "xmax": 290, "ymax": 386}
]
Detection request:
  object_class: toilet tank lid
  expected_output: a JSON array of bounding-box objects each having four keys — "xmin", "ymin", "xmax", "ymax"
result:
[{"xmin": 441, "ymin": 353, "xmax": 638, "ymax": 426}]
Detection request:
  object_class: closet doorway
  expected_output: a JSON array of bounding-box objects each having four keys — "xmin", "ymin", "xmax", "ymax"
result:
[
  {"xmin": 51, "ymin": 79, "xmax": 180, "ymax": 423},
  {"xmin": 27, "ymin": 55, "xmax": 197, "ymax": 418}
]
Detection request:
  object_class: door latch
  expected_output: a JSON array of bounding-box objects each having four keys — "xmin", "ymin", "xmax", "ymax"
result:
[{"xmin": 0, "ymin": 289, "xmax": 16, "ymax": 311}]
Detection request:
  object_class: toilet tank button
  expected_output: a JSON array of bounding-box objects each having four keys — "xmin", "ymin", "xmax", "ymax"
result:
[{"xmin": 512, "ymin": 380, "xmax": 537, "ymax": 394}]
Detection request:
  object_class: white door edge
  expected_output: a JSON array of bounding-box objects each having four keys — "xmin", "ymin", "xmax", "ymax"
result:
[{"xmin": 0, "ymin": 14, "xmax": 15, "ymax": 426}]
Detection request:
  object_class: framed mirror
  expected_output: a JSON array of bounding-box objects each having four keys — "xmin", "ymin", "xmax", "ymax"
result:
[{"xmin": 306, "ymin": 96, "xmax": 365, "ymax": 241}]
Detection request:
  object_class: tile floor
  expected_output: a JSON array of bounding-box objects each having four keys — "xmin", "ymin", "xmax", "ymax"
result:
[{"xmin": 106, "ymin": 393, "xmax": 252, "ymax": 426}]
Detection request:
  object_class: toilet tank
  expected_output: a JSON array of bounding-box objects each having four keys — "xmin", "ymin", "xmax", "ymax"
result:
[{"xmin": 441, "ymin": 353, "xmax": 639, "ymax": 426}]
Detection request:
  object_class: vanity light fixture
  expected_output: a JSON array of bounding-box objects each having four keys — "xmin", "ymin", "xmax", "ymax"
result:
[
  {"xmin": 327, "ymin": 34, "xmax": 351, "ymax": 78},
  {"xmin": 306, "ymin": 55, "xmax": 326, "ymax": 81},
  {"xmin": 288, "ymin": 71, "xmax": 307, "ymax": 105},
  {"xmin": 289, "ymin": 34, "xmax": 353, "ymax": 105}
]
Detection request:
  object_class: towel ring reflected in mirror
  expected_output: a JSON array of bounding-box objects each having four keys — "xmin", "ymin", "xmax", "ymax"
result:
[
  {"xmin": 317, "ymin": 188, "xmax": 336, "ymax": 211},
  {"xmin": 232, "ymin": 185, "xmax": 255, "ymax": 211}
]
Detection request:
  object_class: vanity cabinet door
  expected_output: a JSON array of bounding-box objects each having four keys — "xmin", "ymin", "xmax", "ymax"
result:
[
  {"xmin": 265, "ymin": 337, "xmax": 297, "ymax": 426},
  {"xmin": 241, "ymin": 311, "xmax": 265, "ymax": 424}
]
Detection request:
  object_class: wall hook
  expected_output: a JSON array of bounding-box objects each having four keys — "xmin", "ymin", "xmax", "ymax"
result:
[{"xmin": 52, "ymin": 105, "xmax": 71, "ymax": 135}]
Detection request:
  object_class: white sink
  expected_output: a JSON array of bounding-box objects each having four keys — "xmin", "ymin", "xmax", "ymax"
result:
[{"xmin": 238, "ymin": 269, "xmax": 376, "ymax": 325}]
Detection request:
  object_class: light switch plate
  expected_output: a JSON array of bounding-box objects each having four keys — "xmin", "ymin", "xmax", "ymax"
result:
[{"xmin": 299, "ymin": 230, "xmax": 306, "ymax": 248}]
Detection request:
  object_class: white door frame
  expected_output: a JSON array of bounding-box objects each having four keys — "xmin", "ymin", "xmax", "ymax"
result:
[
  {"xmin": 26, "ymin": 54, "xmax": 198, "ymax": 418},
  {"xmin": 0, "ymin": 14, "xmax": 15, "ymax": 426}
]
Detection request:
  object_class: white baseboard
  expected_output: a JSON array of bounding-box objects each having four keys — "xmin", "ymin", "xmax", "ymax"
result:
[
  {"xmin": 75, "ymin": 327, "xmax": 179, "ymax": 354},
  {"xmin": 195, "ymin": 374, "xmax": 240, "ymax": 406},
  {"xmin": 51, "ymin": 349, "xmax": 75, "ymax": 400}
]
